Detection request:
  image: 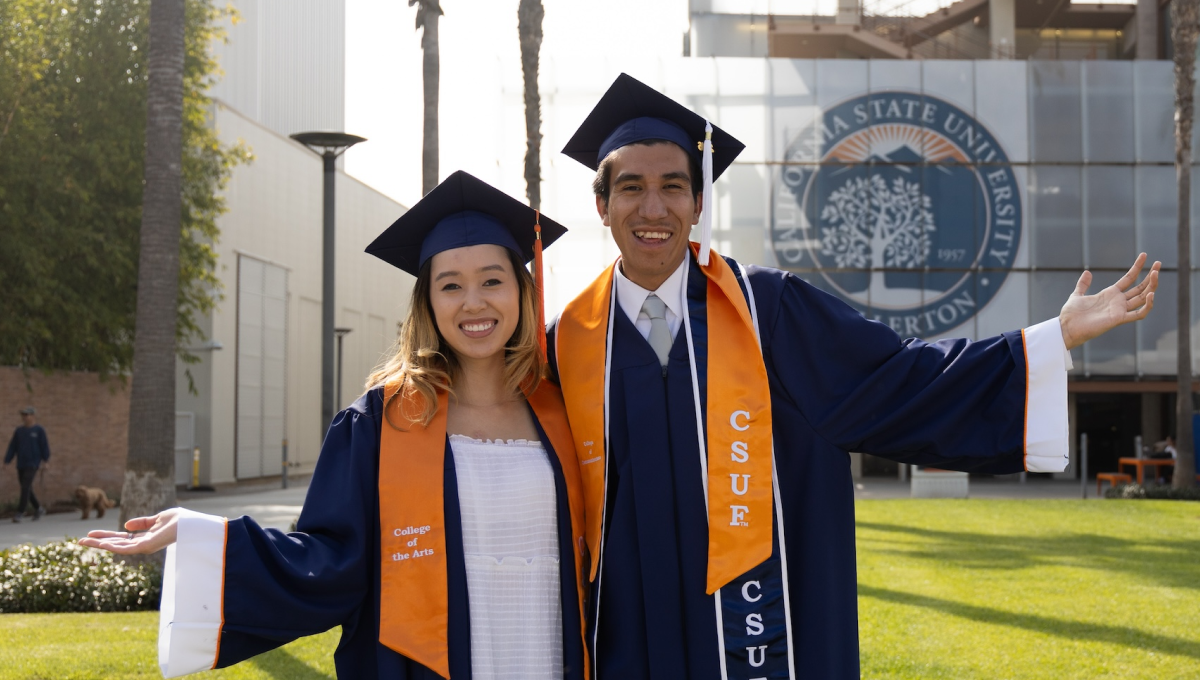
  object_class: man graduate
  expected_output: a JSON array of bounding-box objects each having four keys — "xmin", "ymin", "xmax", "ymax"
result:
[{"xmin": 547, "ymin": 73, "xmax": 1160, "ymax": 680}]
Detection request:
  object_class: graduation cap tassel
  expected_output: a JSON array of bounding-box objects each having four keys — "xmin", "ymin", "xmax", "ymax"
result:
[
  {"xmin": 699, "ymin": 121, "xmax": 714, "ymax": 266},
  {"xmin": 533, "ymin": 211, "xmax": 547, "ymax": 360}
]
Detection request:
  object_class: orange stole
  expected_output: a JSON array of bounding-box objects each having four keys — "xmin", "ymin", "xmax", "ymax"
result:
[
  {"xmin": 377, "ymin": 382, "xmax": 589, "ymax": 680},
  {"xmin": 557, "ymin": 245, "xmax": 773, "ymax": 594},
  {"xmin": 555, "ymin": 265, "xmax": 616, "ymax": 583}
]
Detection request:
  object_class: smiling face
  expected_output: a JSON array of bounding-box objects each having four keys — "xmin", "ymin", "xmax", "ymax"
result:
[
  {"xmin": 428, "ymin": 243, "xmax": 522, "ymax": 366},
  {"xmin": 597, "ymin": 142, "xmax": 703, "ymax": 290}
]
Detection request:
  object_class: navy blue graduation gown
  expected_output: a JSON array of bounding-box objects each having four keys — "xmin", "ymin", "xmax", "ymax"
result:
[
  {"xmin": 212, "ymin": 387, "xmax": 586, "ymax": 680},
  {"xmin": 548, "ymin": 255, "xmax": 1032, "ymax": 679}
]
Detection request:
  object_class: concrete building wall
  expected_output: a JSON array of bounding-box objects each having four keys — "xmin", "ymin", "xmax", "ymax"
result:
[
  {"xmin": 690, "ymin": 13, "xmax": 771, "ymax": 58},
  {"xmin": 209, "ymin": 0, "xmax": 346, "ymax": 138},
  {"xmin": 175, "ymin": 102, "xmax": 410, "ymax": 486}
]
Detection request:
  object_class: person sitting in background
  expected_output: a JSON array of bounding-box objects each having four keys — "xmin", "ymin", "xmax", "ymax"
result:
[{"xmin": 1150, "ymin": 436, "xmax": 1177, "ymax": 459}]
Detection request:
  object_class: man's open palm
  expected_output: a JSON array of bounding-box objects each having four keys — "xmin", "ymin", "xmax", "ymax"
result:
[{"xmin": 1059, "ymin": 253, "xmax": 1160, "ymax": 350}]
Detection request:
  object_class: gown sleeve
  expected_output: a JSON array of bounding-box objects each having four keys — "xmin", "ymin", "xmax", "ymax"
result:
[
  {"xmin": 759, "ymin": 270, "xmax": 1070, "ymax": 474},
  {"xmin": 158, "ymin": 398, "xmax": 380, "ymax": 677}
]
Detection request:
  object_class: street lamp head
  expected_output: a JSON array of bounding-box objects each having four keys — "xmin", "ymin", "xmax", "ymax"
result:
[
  {"xmin": 289, "ymin": 131, "xmax": 367, "ymax": 157},
  {"xmin": 335, "ymin": 327, "xmax": 354, "ymax": 338}
]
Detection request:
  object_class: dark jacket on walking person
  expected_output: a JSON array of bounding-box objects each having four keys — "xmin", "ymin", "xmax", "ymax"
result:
[
  {"xmin": 6, "ymin": 415, "xmax": 50, "ymax": 469},
  {"xmin": 5, "ymin": 407, "xmax": 50, "ymax": 521}
]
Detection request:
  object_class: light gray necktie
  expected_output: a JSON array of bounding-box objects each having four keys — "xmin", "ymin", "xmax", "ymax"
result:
[{"xmin": 641, "ymin": 294, "xmax": 671, "ymax": 374}]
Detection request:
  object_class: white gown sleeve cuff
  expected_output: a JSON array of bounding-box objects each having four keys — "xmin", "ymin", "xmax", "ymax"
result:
[
  {"xmin": 1021, "ymin": 318, "xmax": 1071, "ymax": 473},
  {"xmin": 159, "ymin": 509, "xmax": 228, "ymax": 678}
]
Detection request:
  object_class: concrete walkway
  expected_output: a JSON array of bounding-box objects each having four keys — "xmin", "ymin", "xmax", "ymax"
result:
[
  {"xmin": 0, "ymin": 480, "xmax": 310, "ymax": 551},
  {"xmin": 0, "ymin": 475, "xmax": 1096, "ymax": 551},
  {"xmin": 852, "ymin": 475, "xmax": 1096, "ymax": 500}
]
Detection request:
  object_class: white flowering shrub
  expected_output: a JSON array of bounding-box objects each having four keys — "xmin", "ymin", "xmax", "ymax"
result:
[
  {"xmin": 0, "ymin": 539, "xmax": 161, "ymax": 612},
  {"xmin": 1103, "ymin": 483, "xmax": 1200, "ymax": 501}
]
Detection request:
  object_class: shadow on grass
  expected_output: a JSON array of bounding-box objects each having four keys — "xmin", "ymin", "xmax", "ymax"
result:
[
  {"xmin": 248, "ymin": 648, "xmax": 333, "ymax": 680},
  {"xmin": 859, "ymin": 584, "xmax": 1200, "ymax": 661},
  {"xmin": 856, "ymin": 520, "xmax": 1200, "ymax": 590}
]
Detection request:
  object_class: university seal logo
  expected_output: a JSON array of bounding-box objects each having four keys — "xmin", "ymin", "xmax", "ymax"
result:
[{"xmin": 771, "ymin": 92, "xmax": 1021, "ymax": 337}]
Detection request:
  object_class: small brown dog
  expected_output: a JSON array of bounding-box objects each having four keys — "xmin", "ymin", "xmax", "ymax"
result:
[{"xmin": 75, "ymin": 485, "xmax": 115, "ymax": 520}]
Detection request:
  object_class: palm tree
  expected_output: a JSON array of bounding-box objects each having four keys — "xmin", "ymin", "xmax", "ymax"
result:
[
  {"xmin": 119, "ymin": 0, "xmax": 186, "ymax": 527},
  {"xmin": 410, "ymin": 0, "xmax": 443, "ymax": 196},
  {"xmin": 1172, "ymin": 0, "xmax": 1199, "ymax": 489},
  {"xmin": 518, "ymin": 0, "xmax": 544, "ymax": 211}
]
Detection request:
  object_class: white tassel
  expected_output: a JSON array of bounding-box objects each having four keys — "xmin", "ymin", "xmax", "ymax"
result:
[{"xmin": 699, "ymin": 121, "xmax": 714, "ymax": 267}]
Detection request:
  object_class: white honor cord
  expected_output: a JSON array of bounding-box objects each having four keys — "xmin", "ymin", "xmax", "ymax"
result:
[
  {"xmin": 684, "ymin": 253, "xmax": 727, "ymax": 680},
  {"xmin": 737, "ymin": 261, "xmax": 798, "ymax": 680},
  {"xmin": 698, "ymin": 121, "xmax": 714, "ymax": 266},
  {"xmin": 591, "ymin": 268, "xmax": 619, "ymax": 680}
]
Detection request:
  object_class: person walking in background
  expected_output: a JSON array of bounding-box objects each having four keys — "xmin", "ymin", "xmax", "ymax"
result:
[{"xmin": 4, "ymin": 407, "xmax": 50, "ymax": 522}]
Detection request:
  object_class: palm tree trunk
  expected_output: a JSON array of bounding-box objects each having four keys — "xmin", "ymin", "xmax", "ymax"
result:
[
  {"xmin": 1172, "ymin": 0, "xmax": 1199, "ymax": 489},
  {"xmin": 414, "ymin": 0, "xmax": 442, "ymax": 196},
  {"xmin": 518, "ymin": 0, "xmax": 544, "ymax": 210},
  {"xmin": 120, "ymin": 0, "xmax": 186, "ymax": 526}
]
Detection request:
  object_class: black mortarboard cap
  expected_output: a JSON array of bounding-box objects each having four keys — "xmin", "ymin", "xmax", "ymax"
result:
[
  {"xmin": 561, "ymin": 73, "xmax": 745, "ymax": 178},
  {"xmin": 366, "ymin": 170, "xmax": 567, "ymax": 277}
]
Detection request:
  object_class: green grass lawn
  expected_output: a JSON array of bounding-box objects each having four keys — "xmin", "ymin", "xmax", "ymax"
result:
[
  {"xmin": 856, "ymin": 499, "xmax": 1200, "ymax": 679},
  {"xmin": 0, "ymin": 500, "xmax": 1196, "ymax": 679},
  {"xmin": 0, "ymin": 613, "xmax": 337, "ymax": 680}
]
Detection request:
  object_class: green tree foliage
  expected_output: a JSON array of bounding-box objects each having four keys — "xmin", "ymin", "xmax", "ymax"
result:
[{"xmin": 0, "ymin": 0, "xmax": 249, "ymax": 377}]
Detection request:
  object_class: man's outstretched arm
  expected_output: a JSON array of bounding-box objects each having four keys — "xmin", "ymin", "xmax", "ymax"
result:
[{"xmin": 1059, "ymin": 253, "xmax": 1160, "ymax": 350}]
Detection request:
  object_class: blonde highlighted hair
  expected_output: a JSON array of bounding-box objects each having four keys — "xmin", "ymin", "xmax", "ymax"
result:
[{"xmin": 365, "ymin": 249, "xmax": 543, "ymax": 429}]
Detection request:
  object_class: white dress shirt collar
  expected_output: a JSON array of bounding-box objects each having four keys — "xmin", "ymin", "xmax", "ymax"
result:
[{"xmin": 614, "ymin": 255, "xmax": 687, "ymax": 340}]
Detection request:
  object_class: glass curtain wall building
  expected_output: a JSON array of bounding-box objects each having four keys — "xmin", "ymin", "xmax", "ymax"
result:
[{"xmin": 641, "ymin": 0, "xmax": 1186, "ymax": 477}]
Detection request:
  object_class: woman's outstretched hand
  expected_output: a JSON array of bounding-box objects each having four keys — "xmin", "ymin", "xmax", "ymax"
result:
[{"xmin": 78, "ymin": 508, "xmax": 183, "ymax": 554}]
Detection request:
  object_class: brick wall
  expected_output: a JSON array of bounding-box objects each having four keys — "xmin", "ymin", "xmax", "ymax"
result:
[{"xmin": 0, "ymin": 366, "xmax": 129, "ymax": 510}]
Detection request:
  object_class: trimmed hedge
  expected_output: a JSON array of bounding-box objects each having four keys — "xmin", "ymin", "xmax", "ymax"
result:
[
  {"xmin": 0, "ymin": 539, "xmax": 161, "ymax": 613},
  {"xmin": 1104, "ymin": 483, "xmax": 1200, "ymax": 501}
]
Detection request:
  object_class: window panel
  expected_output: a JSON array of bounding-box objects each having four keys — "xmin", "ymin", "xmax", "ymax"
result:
[
  {"xmin": 1031, "ymin": 166, "xmax": 1083, "ymax": 268},
  {"xmin": 1030, "ymin": 61, "xmax": 1082, "ymax": 163},
  {"xmin": 1082, "ymin": 62, "xmax": 1134, "ymax": 162},
  {"xmin": 1136, "ymin": 165, "xmax": 1177, "ymax": 269},
  {"xmin": 1139, "ymin": 270, "xmax": 1176, "ymax": 376},
  {"xmin": 1084, "ymin": 166, "xmax": 1135, "ymax": 269},
  {"xmin": 1134, "ymin": 61, "xmax": 1173, "ymax": 163}
]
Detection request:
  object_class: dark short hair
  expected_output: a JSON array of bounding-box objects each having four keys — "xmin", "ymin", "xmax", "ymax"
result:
[{"xmin": 592, "ymin": 140, "xmax": 703, "ymax": 206}]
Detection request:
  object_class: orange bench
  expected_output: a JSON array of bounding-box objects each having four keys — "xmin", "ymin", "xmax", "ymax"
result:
[{"xmin": 1096, "ymin": 472, "xmax": 1132, "ymax": 495}]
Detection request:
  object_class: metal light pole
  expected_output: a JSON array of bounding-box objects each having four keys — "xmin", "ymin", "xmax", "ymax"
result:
[
  {"xmin": 335, "ymin": 327, "xmax": 353, "ymax": 410},
  {"xmin": 289, "ymin": 132, "xmax": 366, "ymax": 439},
  {"xmin": 1080, "ymin": 433, "xmax": 1089, "ymax": 499}
]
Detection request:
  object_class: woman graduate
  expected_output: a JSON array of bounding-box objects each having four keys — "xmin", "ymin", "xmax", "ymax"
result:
[{"xmin": 81, "ymin": 171, "xmax": 589, "ymax": 680}]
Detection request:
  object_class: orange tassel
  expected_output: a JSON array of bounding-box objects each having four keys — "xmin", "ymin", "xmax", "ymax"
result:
[{"xmin": 533, "ymin": 211, "xmax": 547, "ymax": 361}]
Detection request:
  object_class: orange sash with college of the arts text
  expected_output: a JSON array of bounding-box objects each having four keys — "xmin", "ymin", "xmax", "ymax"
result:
[
  {"xmin": 377, "ymin": 382, "xmax": 589, "ymax": 679},
  {"xmin": 557, "ymin": 244, "xmax": 774, "ymax": 595}
]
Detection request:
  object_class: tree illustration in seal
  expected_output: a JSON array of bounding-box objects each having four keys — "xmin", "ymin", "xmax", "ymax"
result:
[{"xmin": 819, "ymin": 174, "xmax": 936, "ymax": 272}]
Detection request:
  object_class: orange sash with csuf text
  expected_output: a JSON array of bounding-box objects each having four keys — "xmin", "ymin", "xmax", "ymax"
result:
[
  {"xmin": 557, "ymin": 244, "xmax": 773, "ymax": 595},
  {"xmin": 377, "ymin": 381, "xmax": 589, "ymax": 679}
]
